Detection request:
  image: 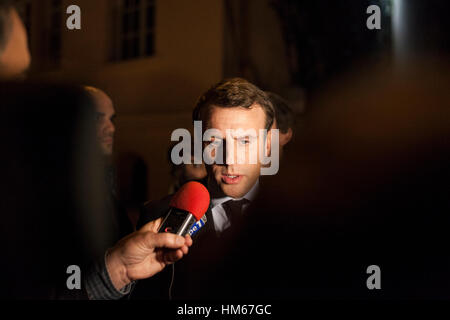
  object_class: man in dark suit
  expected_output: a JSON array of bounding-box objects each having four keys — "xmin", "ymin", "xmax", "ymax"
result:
[
  {"xmin": 84, "ymin": 86, "xmax": 134, "ymax": 243},
  {"xmin": 134, "ymin": 78, "xmax": 276, "ymax": 299}
]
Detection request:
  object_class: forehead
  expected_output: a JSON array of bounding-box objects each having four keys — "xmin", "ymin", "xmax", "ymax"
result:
[
  {"xmin": 207, "ymin": 104, "xmax": 266, "ymax": 131},
  {"xmin": 92, "ymin": 91, "xmax": 114, "ymax": 114}
]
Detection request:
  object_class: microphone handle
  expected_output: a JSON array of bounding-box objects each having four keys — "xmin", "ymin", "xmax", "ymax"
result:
[
  {"xmin": 188, "ymin": 215, "xmax": 207, "ymax": 237},
  {"xmin": 158, "ymin": 208, "xmax": 197, "ymax": 236}
]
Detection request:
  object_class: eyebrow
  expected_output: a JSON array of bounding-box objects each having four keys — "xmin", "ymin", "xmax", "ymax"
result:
[
  {"xmin": 96, "ymin": 112, "xmax": 116, "ymax": 120},
  {"xmin": 228, "ymin": 132, "xmax": 258, "ymax": 140},
  {"xmin": 233, "ymin": 134, "xmax": 257, "ymax": 139},
  {"xmin": 207, "ymin": 135, "xmax": 257, "ymax": 142}
]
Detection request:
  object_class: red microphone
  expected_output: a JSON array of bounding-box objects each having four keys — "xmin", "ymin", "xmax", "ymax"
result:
[{"xmin": 158, "ymin": 181, "xmax": 210, "ymax": 236}]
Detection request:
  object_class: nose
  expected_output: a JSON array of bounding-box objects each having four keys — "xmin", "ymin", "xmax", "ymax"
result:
[
  {"xmin": 224, "ymin": 139, "xmax": 236, "ymax": 165},
  {"xmin": 105, "ymin": 119, "xmax": 115, "ymax": 134}
]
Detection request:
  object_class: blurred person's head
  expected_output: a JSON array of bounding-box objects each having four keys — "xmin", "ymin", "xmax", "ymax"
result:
[
  {"xmin": 184, "ymin": 161, "xmax": 207, "ymax": 182},
  {"xmin": 0, "ymin": 1, "xmax": 30, "ymax": 79},
  {"xmin": 84, "ymin": 86, "xmax": 116, "ymax": 157},
  {"xmin": 266, "ymin": 92, "xmax": 295, "ymax": 148},
  {"xmin": 168, "ymin": 142, "xmax": 207, "ymax": 192},
  {"xmin": 193, "ymin": 78, "xmax": 275, "ymax": 198}
]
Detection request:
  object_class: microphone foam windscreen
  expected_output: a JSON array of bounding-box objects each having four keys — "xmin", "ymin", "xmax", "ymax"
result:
[{"xmin": 169, "ymin": 181, "xmax": 210, "ymax": 220}]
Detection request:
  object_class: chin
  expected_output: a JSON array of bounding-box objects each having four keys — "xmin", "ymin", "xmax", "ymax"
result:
[
  {"xmin": 101, "ymin": 145, "xmax": 113, "ymax": 156},
  {"xmin": 221, "ymin": 184, "xmax": 247, "ymax": 199}
]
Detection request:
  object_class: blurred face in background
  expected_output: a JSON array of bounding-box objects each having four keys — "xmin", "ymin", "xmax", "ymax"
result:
[
  {"xmin": 0, "ymin": 8, "xmax": 30, "ymax": 79},
  {"xmin": 205, "ymin": 105, "xmax": 271, "ymax": 199},
  {"xmin": 90, "ymin": 89, "xmax": 116, "ymax": 156},
  {"xmin": 183, "ymin": 158, "xmax": 207, "ymax": 182},
  {"xmin": 272, "ymin": 119, "xmax": 293, "ymax": 148}
]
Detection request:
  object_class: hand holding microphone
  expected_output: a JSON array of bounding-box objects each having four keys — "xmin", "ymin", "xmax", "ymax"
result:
[
  {"xmin": 105, "ymin": 218, "xmax": 193, "ymax": 291},
  {"xmin": 104, "ymin": 181, "xmax": 209, "ymax": 291}
]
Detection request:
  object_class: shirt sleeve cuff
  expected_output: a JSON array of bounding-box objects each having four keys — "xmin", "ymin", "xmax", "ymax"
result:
[{"xmin": 84, "ymin": 252, "xmax": 136, "ymax": 300}]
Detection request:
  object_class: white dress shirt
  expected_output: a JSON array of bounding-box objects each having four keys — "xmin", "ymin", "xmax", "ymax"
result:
[{"xmin": 210, "ymin": 180, "xmax": 259, "ymax": 233}]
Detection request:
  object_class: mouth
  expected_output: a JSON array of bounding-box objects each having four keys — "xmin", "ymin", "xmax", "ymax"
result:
[
  {"xmin": 102, "ymin": 138, "xmax": 113, "ymax": 144},
  {"xmin": 221, "ymin": 173, "xmax": 243, "ymax": 185}
]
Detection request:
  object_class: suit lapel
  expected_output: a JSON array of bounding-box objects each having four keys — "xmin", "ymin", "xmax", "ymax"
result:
[{"xmin": 194, "ymin": 205, "xmax": 217, "ymax": 241}]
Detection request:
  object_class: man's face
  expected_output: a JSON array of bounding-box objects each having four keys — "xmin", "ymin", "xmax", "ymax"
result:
[
  {"xmin": 0, "ymin": 8, "xmax": 30, "ymax": 79},
  {"xmin": 93, "ymin": 91, "xmax": 116, "ymax": 156},
  {"xmin": 271, "ymin": 119, "xmax": 292, "ymax": 157},
  {"xmin": 205, "ymin": 105, "xmax": 270, "ymax": 198}
]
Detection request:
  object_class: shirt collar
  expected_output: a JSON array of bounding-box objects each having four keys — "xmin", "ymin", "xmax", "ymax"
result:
[{"xmin": 211, "ymin": 180, "xmax": 259, "ymax": 208}]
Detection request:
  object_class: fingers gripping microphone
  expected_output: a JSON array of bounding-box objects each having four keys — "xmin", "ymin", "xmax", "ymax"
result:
[{"xmin": 159, "ymin": 181, "xmax": 210, "ymax": 236}]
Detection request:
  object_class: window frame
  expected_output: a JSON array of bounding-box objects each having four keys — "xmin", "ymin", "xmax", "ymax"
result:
[{"xmin": 113, "ymin": 0, "xmax": 156, "ymax": 62}]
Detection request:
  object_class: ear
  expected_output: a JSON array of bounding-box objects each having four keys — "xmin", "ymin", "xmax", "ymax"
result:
[
  {"xmin": 266, "ymin": 129, "xmax": 272, "ymax": 157},
  {"xmin": 279, "ymin": 128, "xmax": 293, "ymax": 147}
]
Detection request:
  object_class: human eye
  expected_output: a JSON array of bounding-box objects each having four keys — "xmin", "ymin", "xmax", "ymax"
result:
[
  {"xmin": 95, "ymin": 112, "xmax": 106, "ymax": 123},
  {"xmin": 238, "ymin": 138, "xmax": 251, "ymax": 145},
  {"xmin": 204, "ymin": 137, "xmax": 222, "ymax": 148},
  {"xmin": 211, "ymin": 138, "xmax": 223, "ymax": 147}
]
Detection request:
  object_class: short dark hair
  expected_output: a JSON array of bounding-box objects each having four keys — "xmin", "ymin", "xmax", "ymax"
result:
[
  {"xmin": 266, "ymin": 92, "xmax": 295, "ymax": 133},
  {"xmin": 0, "ymin": 0, "xmax": 14, "ymax": 53},
  {"xmin": 192, "ymin": 78, "xmax": 275, "ymax": 130}
]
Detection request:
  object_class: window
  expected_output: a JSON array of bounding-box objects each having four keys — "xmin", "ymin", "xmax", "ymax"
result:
[
  {"xmin": 113, "ymin": 0, "xmax": 155, "ymax": 61},
  {"xmin": 15, "ymin": 0, "xmax": 62, "ymax": 71}
]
